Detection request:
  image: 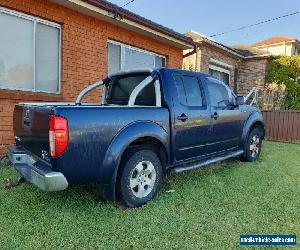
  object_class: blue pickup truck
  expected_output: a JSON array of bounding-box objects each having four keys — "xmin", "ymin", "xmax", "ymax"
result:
[{"xmin": 9, "ymin": 68, "xmax": 264, "ymax": 207}]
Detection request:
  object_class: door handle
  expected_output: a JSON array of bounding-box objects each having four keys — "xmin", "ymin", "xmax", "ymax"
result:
[
  {"xmin": 177, "ymin": 113, "xmax": 188, "ymax": 122},
  {"xmin": 211, "ymin": 112, "xmax": 219, "ymax": 120}
]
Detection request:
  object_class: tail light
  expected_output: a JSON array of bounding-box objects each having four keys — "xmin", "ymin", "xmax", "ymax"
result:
[{"xmin": 49, "ymin": 115, "xmax": 68, "ymax": 157}]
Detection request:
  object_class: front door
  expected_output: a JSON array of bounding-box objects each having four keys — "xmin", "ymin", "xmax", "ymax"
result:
[
  {"xmin": 172, "ymin": 74, "xmax": 212, "ymax": 162},
  {"xmin": 205, "ymin": 77, "xmax": 244, "ymax": 155}
]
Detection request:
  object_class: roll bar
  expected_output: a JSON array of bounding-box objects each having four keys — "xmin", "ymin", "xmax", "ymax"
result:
[
  {"xmin": 75, "ymin": 72, "xmax": 161, "ymax": 107},
  {"xmin": 75, "ymin": 80, "xmax": 104, "ymax": 105}
]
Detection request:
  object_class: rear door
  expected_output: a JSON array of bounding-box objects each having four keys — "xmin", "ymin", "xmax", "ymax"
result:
[
  {"xmin": 205, "ymin": 77, "xmax": 244, "ymax": 154},
  {"xmin": 172, "ymin": 74, "xmax": 211, "ymax": 162}
]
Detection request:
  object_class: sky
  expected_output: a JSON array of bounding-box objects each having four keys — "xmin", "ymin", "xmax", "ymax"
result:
[{"xmin": 108, "ymin": 0, "xmax": 300, "ymax": 46}]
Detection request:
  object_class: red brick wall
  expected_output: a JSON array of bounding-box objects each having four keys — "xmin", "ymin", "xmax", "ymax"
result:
[
  {"xmin": 237, "ymin": 58, "xmax": 268, "ymax": 95},
  {"xmin": 0, "ymin": 0, "xmax": 183, "ymax": 156},
  {"xmin": 196, "ymin": 44, "xmax": 240, "ymax": 89}
]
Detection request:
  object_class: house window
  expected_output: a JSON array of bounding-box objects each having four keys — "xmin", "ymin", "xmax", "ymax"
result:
[
  {"xmin": 108, "ymin": 41, "xmax": 166, "ymax": 75},
  {"xmin": 0, "ymin": 8, "xmax": 61, "ymax": 93},
  {"xmin": 209, "ymin": 62, "xmax": 231, "ymax": 85}
]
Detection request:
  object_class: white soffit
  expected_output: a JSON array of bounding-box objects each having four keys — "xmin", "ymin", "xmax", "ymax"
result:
[{"xmin": 49, "ymin": 0, "xmax": 193, "ymax": 49}]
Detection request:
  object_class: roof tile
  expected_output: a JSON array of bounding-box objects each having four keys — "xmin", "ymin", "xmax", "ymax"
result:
[{"xmin": 252, "ymin": 36, "xmax": 296, "ymax": 47}]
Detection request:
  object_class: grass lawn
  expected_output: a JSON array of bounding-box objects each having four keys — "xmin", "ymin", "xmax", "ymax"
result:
[{"xmin": 0, "ymin": 141, "xmax": 299, "ymax": 249}]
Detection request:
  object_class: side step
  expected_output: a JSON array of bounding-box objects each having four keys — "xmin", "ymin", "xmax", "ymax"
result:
[{"xmin": 171, "ymin": 150, "xmax": 244, "ymax": 174}]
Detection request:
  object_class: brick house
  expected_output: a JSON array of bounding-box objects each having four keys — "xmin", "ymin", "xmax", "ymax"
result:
[
  {"xmin": 0, "ymin": 0, "xmax": 193, "ymax": 156},
  {"xmin": 183, "ymin": 31, "xmax": 271, "ymax": 95}
]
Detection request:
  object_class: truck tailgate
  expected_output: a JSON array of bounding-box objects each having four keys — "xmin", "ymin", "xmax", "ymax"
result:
[{"xmin": 13, "ymin": 104, "xmax": 53, "ymax": 158}]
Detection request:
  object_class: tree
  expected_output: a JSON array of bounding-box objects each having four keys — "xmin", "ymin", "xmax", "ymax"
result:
[{"xmin": 267, "ymin": 56, "xmax": 300, "ymax": 110}]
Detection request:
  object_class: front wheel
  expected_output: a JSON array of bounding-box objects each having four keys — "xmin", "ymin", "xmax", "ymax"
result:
[
  {"xmin": 118, "ymin": 149, "xmax": 163, "ymax": 207},
  {"xmin": 241, "ymin": 128, "xmax": 263, "ymax": 162}
]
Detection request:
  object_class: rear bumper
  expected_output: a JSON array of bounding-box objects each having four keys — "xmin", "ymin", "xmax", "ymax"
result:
[{"xmin": 8, "ymin": 146, "xmax": 68, "ymax": 191}]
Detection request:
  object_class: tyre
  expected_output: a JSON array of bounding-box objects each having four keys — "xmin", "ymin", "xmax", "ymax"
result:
[
  {"xmin": 241, "ymin": 127, "xmax": 263, "ymax": 162},
  {"xmin": 118, "ymin": 148, "xmax": 163, "ymax": 207}
]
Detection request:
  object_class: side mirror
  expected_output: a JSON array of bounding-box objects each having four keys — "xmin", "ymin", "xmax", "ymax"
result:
[{"xmin": 236, "ymin": 96, "xmax": 245, "ymax": 105}]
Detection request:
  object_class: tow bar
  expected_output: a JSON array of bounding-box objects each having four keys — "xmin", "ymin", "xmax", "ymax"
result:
[{"xmin": 4, "ymin": 176, "xmax": 26, "ymax": 189}]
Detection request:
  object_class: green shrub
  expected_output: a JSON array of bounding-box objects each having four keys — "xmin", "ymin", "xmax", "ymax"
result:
[
  {"xmin": 284, "ymin": 81, "xmax": 300, "ymax": 109},
  {"xmin": 267, "ymin": 56, "xmax": 300, "ymax": 110}
]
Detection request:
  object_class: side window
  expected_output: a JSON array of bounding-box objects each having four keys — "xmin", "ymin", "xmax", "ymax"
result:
[
  {"xmin": 207, "ymin": 79, "xmax": 230, "ymax": 109},
  {"xmin": 182, "ymin": 76, "xmax": 203, "ymax": 106},
  {"xmin": 173, "ymin": 76, "xmax": 187, "ymax": 105},
  {"xmin": 173, "ymin": 75, "xmax": 203, "ymax": 107}
]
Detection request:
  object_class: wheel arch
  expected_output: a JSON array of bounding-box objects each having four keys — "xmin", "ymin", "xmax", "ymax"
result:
[
  {"xmin": 249, "ymin": 121, "xmax": 265, "ymax": 137},
  {"xmin": 99, "ymin": 121, "xmax": 169, "ymax": 201},
  {"xmin": 119, "ymin": 136, "xmax": 168, "ymax": 172},
  {"xmin": 241, "ymin": 111, "xmax": 265, "ymax": 145}
]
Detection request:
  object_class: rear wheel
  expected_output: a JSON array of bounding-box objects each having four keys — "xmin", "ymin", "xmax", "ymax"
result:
[
  {"xmin": 118, "ymin": 149, "xmax": 163, "ymax": 207},
  {"xmin": 241, "ymin": 128, "xmax": 263, "ymax": 162}
]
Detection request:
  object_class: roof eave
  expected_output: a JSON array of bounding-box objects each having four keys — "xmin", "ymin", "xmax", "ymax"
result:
[
  {"xmin": 254, "ymin": 39, "xmax": 297, "ymax": 48},
  {"xmin": 49, "ymin": 0, "xmax": 194, "ymax": 49},
  {"xmin": 196, "ymin": 39, "xmax": 272, "ymax": 59},
  {"xmin": 197, "ymin": 39, "xmax": 244, "ymax": 58},
  {"xmin": 244, "ymin": 54, "xmax": 273, "ymax": 59}
]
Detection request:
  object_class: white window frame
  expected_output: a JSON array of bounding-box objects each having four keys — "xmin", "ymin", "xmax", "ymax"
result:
[
  {"xmin": 209, "ymin": 64, "xmax": 231, "ymax": 75},
  {"xmin": 209, "ymin": 58, "xmax": 232, "ymax": 85},
  {"xmin": 108, "ymin": 40, "xmax": 166, "ymax": 74},
  {"xmin": 0, "ymin": 7, "xmax": 61, "ymax": 94}
]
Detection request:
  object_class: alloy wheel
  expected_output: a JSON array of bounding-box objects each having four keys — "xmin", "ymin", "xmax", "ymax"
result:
[
  {"xmin": 130, "ymin": 160, "xmax": 157, "ymax": 198},
  {"xmin": 250, "ymin": 135, "xmax": 260, "ymax": 157}
]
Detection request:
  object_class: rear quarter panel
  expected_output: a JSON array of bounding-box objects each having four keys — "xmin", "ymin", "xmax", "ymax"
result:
[{"xmin": 55, "ymin": 106, "xmax": 169, "ymax": 183}]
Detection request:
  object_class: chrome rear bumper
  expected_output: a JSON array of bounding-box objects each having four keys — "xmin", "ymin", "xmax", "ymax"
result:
[{"xmin": 8, "ymin": 146, "xmax": 68, "ymax": 191}]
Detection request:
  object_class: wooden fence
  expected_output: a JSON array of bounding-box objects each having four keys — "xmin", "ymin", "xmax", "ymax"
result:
[{"xmin": 262, "ymin": 110, "xmax": 300, "ymax": 143}]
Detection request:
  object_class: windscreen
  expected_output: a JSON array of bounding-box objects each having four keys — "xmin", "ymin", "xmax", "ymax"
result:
[{"xmin": 106, "ymin": 73, "xmax": 156, "ymax": 106}]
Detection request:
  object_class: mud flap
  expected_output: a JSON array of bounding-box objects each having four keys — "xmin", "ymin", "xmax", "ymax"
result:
[{"xmin": 98, "ymin": 168, "xmax": 117, "ymax": 201}]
